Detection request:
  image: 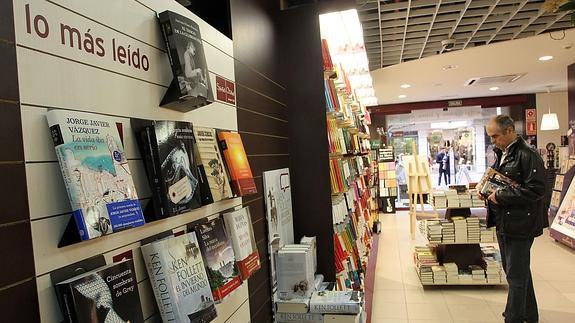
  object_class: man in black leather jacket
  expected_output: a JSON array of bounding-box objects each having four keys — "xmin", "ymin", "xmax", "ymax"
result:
[{"xmin": 482, "ymin": 115, "xmax": 547, "ymax": 323}]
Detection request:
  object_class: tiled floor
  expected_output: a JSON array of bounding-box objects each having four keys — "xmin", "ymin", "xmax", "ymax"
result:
[{"xmin": 371, "ymin": 211, "xmax": 575, "ymax": 323}]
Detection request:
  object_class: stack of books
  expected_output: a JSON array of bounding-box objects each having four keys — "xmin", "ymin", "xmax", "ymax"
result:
[
  {"xmin": 453, "ymin": 217, "xmax": 468, "ymax": 242},
  {"xmin": 432, "ymin": 265, "xmax": 447, "ymax": 284},
  {"xmin": 429, "ymin": 190, "xmax": 447, "ymax": 208},
  {"xmin": 444, "ymin": 262, "xmax": 459, "ymax": 283},
  {"xmin": 480, "ymin": 225, "xmax": 496, "ymax": 242},
  {"xmin": 441, "ymin": 220, "xmax": 455, "ymax": 243},
  {"xmin": 469, "ymin": 189, "xmax": 486, "ymax": 207},
  {"xmin": 277, "ymin": 244, "xmax": 315, "ymax": 300},
  {"xmin": 427, "ymin": 220, "xmax": 443, "ymax": 244},
  {"xmin": 458, "ymin": 192, "xmax": 473, "ymax": 208},
  {"xmin": 467, "ymin": 217, "xmax": 481, "ymax": 243},
  {"xmin": 485, "ymin": 259, "xmax": 502, "ymax": 283},
  {"xmin": 445, "ymin": 189, "xmax": 460, "ymax": 208},
  {"xmin": 414, "ymin": 246, "xmax": 438, "ymax": 284},
  {"xmin": 470, "ymin": 265, "xmax": 486, "ymax": 283}
]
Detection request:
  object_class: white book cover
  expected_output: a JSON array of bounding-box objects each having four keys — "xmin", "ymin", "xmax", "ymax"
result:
[
  {"xmin": 222, "ymin": 206, "xmax": 261, "ymax": 280},
  {"xmin": 47, "ymin": 109, "xmax": 144, "ymax": 241},
  {"xmin": 141, "ymin": 232, "xmax": 217, "ymax": 323},
  {"xmin": 309, "ymin": 291, "xmax": 363, "ymax": 314},
  {"xmin": 193, "ymin": 126, "xmax": 232, "ymax": 201},
  {"xmin": 277, "ymin": 249, "xmax": 314, "ymax": 300},
  {"xmin": 263, "ymin": 168, "xmax": 295, "ymax": 294},
  {"xmin": 276, "ymin": 312, "xmax": 324, "ymax": 323}
]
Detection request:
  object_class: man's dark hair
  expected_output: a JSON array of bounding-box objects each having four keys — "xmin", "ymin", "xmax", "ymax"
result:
[{"xmin": 493, "ymin": 115, "xmax": 515, "ymax": 132}]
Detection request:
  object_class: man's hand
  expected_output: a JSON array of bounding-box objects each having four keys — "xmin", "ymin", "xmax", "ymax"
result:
[
  {"xmin": 487, "ymin": 191, "xmax": 498, "ymax": 204},
  {"xmin": 477, "ymin": 191, "xmax": 486, "ymax": 201}
]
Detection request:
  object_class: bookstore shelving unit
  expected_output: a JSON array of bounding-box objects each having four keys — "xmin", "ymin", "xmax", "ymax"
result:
[
  {"xmin": 549, "ymin": 156, "xmax": 575, "ymax": 249},
  {"xmin": 323, "ymin": 39, "xmax": 377, "ymax": 292},
  {"xmin": 378, "ymin": 146, "xmax": 397, "ymax": 214}
]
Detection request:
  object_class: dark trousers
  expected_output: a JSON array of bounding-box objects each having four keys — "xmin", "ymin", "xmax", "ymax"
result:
[
  {"xmin": 497, "ymin": 233, "xmax": 538, "ymax": 323},
  {"xmin": 438, "ymin": 169, "xmax": 448, "ymax": 185}
]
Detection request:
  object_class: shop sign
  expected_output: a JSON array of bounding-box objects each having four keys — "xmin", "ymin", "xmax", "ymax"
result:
[
  {"xmin": 447, "ymin": 100, "xmax": 463, "ymax": 107},
  {"xmin": 525, "ymin": 108, "xmax": 536, "ymax": 122},
  {"xmin": 216, "ymin": 75, "xmax": 236, "ymax": 105},
  {"xmin": 526, "ymin": 121, "xmax": 537, "ymax": 135}
]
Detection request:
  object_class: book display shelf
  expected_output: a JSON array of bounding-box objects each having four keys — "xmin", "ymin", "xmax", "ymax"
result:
[
  {"xmin": 322, "ymin": 39, "xmax": 377, "ymax": 293},
  {"xmin": 549, "ymin": 155, "xmax": 575, "ymax": 250},
  {"xmin": 11, "ymin": 2, "xmax": 254, "ymax": 322},
  {"xmin": 378, "ymin": 146, "xmax": 397, "ymax": 214},
  {"xmin": 413, "ymin": 189, "xmax": 506, "ymax": 287}
]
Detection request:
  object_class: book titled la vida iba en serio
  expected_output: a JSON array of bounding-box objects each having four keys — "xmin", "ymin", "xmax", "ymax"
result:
[
  {"xmin": 47, "ymin": 110, "xmax": 145, "ymax": 241},
  {"xmin": 55, "ymin": 259, "xmax": 143, "ymax": 323},
  {"xmin": 141, "ymin": 232, "xmax": 218, "ymax": 323},
  {"xmin": 132, "ymin": 119, "xmax": 203, "ymax": 220},
  {"xmin": 195, "ymin": 217, "xmax": 243, "ymax": 302}
]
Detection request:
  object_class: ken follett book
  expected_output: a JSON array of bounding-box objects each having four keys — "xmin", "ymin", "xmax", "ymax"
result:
[
  {"xmin": 47, "ymin": 110, "xmax": 145, "ymax": 241},
  {"xmin": 132, "ymin": 119, "xmax": 203, "ymax": 220},
  {"xmin": 55, "ymin": 259, "xmax": 143, "ymax": 323},
  {"xmin": 217, "ymin": 131, "xmax": 257, "ymax": 196},
  {"xmin": 159, "ymin": 10, "xmax": 214, "ymax": 110},
  {"xmin": 194, "ymin": 217, "xmax": 242, "ymax": 301},
  {"xmin": 141, "ymin": 232, "xmax": 218, "ymax": 323}
]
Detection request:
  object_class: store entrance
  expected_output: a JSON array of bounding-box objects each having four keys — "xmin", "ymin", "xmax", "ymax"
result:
[{"xmin": 384, "ymin": 106, "xmax": 505, "ymax": 206}]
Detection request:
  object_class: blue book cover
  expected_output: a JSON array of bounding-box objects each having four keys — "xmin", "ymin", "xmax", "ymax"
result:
[{"xmin": 47, "ymin": 110, "xmax": 145, "ymax": 241}]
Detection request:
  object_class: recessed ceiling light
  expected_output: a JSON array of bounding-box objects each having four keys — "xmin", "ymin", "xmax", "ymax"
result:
[
  {"xmin": 398, "ymin": 94, "xmax": 407, "ymax": 99},
  {"xmin": 400, "ymin": 84, "xmax": 411, "ymax": 89},
  {"xmin": 489, "ymin": 87, "xmax": 499, "ymax": 91},
  {"xmin": 538, "ymin": 55, "xmax": 553, "ymax": 61}
]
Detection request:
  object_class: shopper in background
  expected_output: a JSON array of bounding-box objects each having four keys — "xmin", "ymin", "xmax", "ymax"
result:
[
  {"xmin": 481, "ymin": 115, "xmax": 547, "ymax": 323},
  {"xmin": 436, "ymin": 147, "xmax": 448, "ymax": 186}
]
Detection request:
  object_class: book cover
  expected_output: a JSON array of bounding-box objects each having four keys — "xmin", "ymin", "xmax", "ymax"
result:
[
  {"xmin": 195, "ymin": 217, "xmax": 243, "ymax": 301},
  {"xmin": 217, "ymin": 131, "xmax": 257, "ymax": 196},
  {"xmin": 55, "ymin": 259, "xmax": 143, "ymax": 323},
  {"xmin": 275, "ymin": 297, "xmax": 310, "ymax": 314},
  {"xmin": 309, "ymin": 291, "xmax": 363, "ymax": 314},
  {"xmin": 47, "ymin": 110, "xmax": 144, "ymax": 241},
  {"xmin": 263, "ymin": 168, "xmax": 295, "ymax": 292},
  {"xmin": 193, "ymin": 127, "xmax": 233, "ymax": 202},
  {"xmin": 276, "ymin": 312, "xmax": 324, "ymax": 323},
  {"xmin": 141, "ymin": 232, "xmax": 217, "ymax": 323},
  {"xmin": 277, "ymin": 248, "xmax": 314, "ymax": 300},
  {"xmin": 158, "ymin": 11, "xmax": 214, "ymax": 106},
  {"xmin": 476, "ymin": 167, "xmax": 517, "ymax": 198},
  {"xmin": 132, "ymin": 119, "xmax": 203, "ymax": 219},
  {"xmin": 222, "ymin": 207, "xmax": 261, "ymax": 280}
]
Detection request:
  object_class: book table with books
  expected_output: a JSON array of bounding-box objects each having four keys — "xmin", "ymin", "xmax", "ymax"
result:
[{"xmin": 413, "ymin": 188, "xmax": 506, "ymax": 286}]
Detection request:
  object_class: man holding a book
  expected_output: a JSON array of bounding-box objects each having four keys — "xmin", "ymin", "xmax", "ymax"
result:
[{"xmin": 480, "ymin": 115, "xmax": 547, "ymax": 323}]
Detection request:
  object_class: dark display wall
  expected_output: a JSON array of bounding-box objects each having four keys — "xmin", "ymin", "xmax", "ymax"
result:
[
  {"xmin": 0, "ymin": 0, "xmax": 39, "ymax": 321},
  {"xmin": 230, "ymin": 1, "xmax": 288, "ymax": 322}
]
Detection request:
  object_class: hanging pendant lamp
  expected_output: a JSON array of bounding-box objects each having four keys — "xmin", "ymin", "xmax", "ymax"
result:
[{"xmin": 540, "ymin": 86, "xmax": 559, "ymax": 131}]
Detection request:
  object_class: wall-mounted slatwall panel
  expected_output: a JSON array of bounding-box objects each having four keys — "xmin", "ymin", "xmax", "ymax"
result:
[
  {"xmin": 8, "ymin": 0, "xmax": 251, "ymax": 321},
  {"xmin": 0, "ymin": 0, "xmax": 39, "ymax": 320},
  {"xmin": 230, "ymin": 0, "xmax": 288, "ymax": 321}
]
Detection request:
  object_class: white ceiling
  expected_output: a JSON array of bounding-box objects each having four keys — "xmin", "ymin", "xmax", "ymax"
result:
[
  {"xmin": 370, "ymin": 27, "xmax": 575, "ymax": 105},
  {"xmin": 358, "ymin": 0, "xmax": 574, "ymax": 69}
]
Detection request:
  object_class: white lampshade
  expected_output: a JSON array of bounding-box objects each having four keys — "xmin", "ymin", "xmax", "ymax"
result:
[{"xmin": 540, "ymin": 113, "xmax": 559, "ymax": 131}]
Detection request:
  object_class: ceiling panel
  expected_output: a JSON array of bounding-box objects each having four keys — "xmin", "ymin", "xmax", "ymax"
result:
[{"xmin": 358, "ymin": 0, "xmax": 574, "ymax": 70}]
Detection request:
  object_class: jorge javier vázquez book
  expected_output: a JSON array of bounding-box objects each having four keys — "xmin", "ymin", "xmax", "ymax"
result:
[
  {"xmin": 141, "ymin": 232, "xmax": 217, "ymax": 323},
  {"xmin": 55, "ymin": 259, "xmax": 143, "ymax": 323},
  {"xmin": 47, "ymin": 110, "xmax": 145, "ymax": 241},
  {"xmin": 195, "ymin": 217, "xmax": 242, "ymax": 301},
  {"xmin": 222, "ymin": 206, "xmax": 261, "ymax": 280}
]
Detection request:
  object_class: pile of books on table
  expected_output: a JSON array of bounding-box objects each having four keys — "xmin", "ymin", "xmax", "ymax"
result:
[
  {"xmin": 429, "ymin": 190, "xmax": 447, "ymax": 208},
  {"xmin": 444, "ymin": 262, "xmax": 459, "ymax": 283},
  {"xmin": 480, "ymin": 225, "xmax": 496, "ymax": 242},
  {"xmin": 414, "ymin": 246, "xmax": 438, "ymax": 284},
  {"xmin": 427, "ymin": 220, "xmax": 443, "ymax": 244},
  {"xmin": 453, "ymin": 216, "xmax": 468, "ymax": 243},
  {"xmin": 467, "ymin": 217, "xmax": 481, "ymax": 243},
  {"xmin": 441, "ymin": 220, "xmax": 455, "ymax": 243},
  {"xmin": 470, "ymin": 265, "xmax": 487, "ymax": 283}
]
